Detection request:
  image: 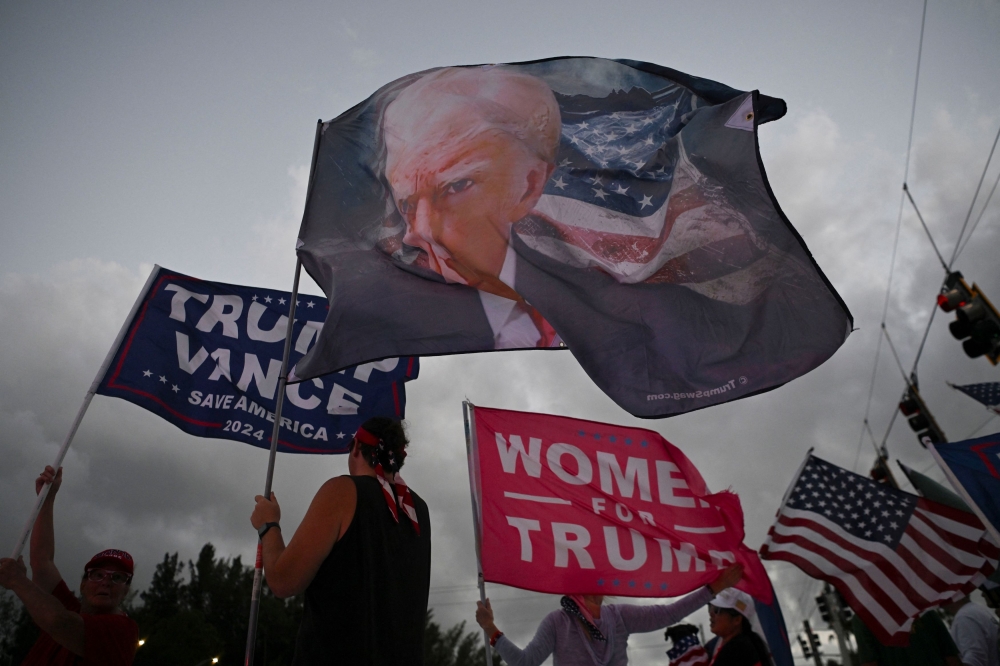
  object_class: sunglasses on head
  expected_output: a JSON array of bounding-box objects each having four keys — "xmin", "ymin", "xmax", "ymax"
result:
[{"xmin": 86, "ymin": 569, "xmax": 132, "ymax": 585}]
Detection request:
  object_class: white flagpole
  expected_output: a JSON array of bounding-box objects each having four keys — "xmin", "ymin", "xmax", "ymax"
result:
[
  {"xmin": 10, "ymin": 264, "xmax": 162, "ymax": 559},
  {"xmin": 462, "ymin": 401, "xmax": 493, "ymax": 666}
]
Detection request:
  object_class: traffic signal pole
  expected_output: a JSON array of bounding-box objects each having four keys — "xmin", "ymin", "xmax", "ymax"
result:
[
  {"xmin": 870, "ymin": 453, "xmax": 901, "ymax": 489},
  {"xmin": 803, "ymin": 620, "xmax": 823, "ymax": 666},
  {"xmin": 820, "ymin": 584, "xmax": 854, "ymax": 665},
  {"xmin": 897, "ymin": 381, "xmax": 947, "ymax": 448}
]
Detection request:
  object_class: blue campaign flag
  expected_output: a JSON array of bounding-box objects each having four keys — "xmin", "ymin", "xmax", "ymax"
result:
[
  {"xmin": 96, "ymin": 266, "xmax": 419, "ymax": 454},
  {"xmin": 754, "ymin": 579, "xmax": 794, "ymax": 666},
  {"xmin": 931, "ymin": 432, "xmax": 1000, "ymax": 542}
]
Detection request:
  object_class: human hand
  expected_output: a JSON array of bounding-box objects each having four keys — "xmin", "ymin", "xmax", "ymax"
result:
[
  {"xmin": 709, "ymin": 563, "xmax": 744, "ymax": 594},
  {"xmin": 251, "ymin": 493, "xmax": 280, "ymax": 530},
  {"xmin": 0, "ymin": 557, "xmax": 28, "ymax": 590},
  {"xmin": 35, "ymin": 466, "xmax": 62, "ymax": 498},
  {"xmin": 476, "ymin": 598, "xmax": 498, "ymax": 634}
]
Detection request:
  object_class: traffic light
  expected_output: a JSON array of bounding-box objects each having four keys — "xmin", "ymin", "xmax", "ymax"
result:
[
  {"xmin": 939, "ymin": 272, "xmax": 1000, "ymax": 365},
  {"xmin": 870, "ymin": 456, "xmax": 891, "ymax": 483},
  {"xmin": 816, "ymin": 594, "xmax": 832, "ymax": 626},
  {"xmin": 798, "ymin": 635, "xmax": 812, "ymax": 658},
  {"xmin": 837, "ymin": 591, "xmax": 854, "ymax": 625},
  {"xmin": 898, "ymin": 385, "xmax": 947, "ymax": 447},
  {"xmin": 937, "ymin": 272, "xmax": 971, "ymax": 312}
]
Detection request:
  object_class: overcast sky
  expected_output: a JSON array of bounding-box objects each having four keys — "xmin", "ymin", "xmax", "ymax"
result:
[{"xmin": 2, "ymin": 1, "xmax": 999, "ymax": 663}]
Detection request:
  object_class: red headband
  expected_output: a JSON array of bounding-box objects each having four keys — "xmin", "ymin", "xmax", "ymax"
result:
[{"xmin": 355, "ymin": 426, "xmax": 380, "ymax": 446}]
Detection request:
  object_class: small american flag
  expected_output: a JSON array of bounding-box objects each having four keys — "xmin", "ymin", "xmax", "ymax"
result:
[
  {"xmin": 951, "ymin": 381, "xmax": 1000, "ymax": 411},
  {"xmin": 761, "ymin": 455, "xmax": 999, "ymax": 646},
  {"xmin": 667, "ymin": 633, "xmax": 709, "ymax": 666}
]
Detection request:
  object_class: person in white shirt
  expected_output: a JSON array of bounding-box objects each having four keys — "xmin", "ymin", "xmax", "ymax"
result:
[{"xmin": 946, "ymin": 596, "xmax": 1000, "ymax": 666}]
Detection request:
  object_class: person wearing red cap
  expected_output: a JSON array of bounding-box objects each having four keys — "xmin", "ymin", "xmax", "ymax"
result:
[
  {"xmin": 0, "ymin": 466, "xmax": 139, "ymax": 665},
  {"xmin": 250, "ymin": 416, "xmax": 431, "ymax": 665}
]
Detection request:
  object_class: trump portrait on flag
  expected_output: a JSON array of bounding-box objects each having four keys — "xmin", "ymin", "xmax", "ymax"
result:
[
  {"xmin": 381, "ymin": 66, "xmax": 564, "ymax": 348},
  {"xmin": 294, "ymin": 57, "xmax": 852, "ymax": 418}
]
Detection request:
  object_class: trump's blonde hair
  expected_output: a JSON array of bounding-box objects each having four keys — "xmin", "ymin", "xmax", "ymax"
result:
[{"xmin": 382, "ymin": 66, "xmax": 562, "ymax": 181}]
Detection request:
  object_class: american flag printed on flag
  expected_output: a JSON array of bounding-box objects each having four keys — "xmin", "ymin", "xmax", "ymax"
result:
[
  {"xmin": 952, "ymin": 381, "xmax": 1000, "ymax": 411},
  {"xmin": 525, "ymin": 86, "xmax": 770, "ymax": 298},
  {"xmin": 667, "ymin": 633, "xmax": 709, "ymax": 666},
  {"xmin": 761, "ymin": 455, "xmax": 1000, "ymax": 646}
]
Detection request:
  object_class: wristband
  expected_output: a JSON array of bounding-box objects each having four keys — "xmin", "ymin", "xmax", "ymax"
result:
[
  {"xmin": 489, "ymin": 630, "xmax": 503, "ymax": 647},
  {"xmin": 258, "ymin": 522, "xmax": 280, "ymax": 539}
]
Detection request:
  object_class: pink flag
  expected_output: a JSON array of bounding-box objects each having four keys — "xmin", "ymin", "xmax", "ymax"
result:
[{"xmin": 466, "ymin": 405, "xmax": 771, "ymax": 602}]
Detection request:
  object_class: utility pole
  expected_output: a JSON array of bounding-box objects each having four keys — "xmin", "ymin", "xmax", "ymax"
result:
[
  {"xmin": 819, "ymin": 584, "xmax": 854, "ymax": 665},
  {"xmin": 803, "ymin": 619, "xmax": 823, "ymax": 666}
]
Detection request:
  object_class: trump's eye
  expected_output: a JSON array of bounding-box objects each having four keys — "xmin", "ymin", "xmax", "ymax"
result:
[
  {"xmin": 397, "ymin": 199, "xmax": 411, "ymax": 216},
  {"xmin": 442, "ymin": 179, "xmax": 473, "ymax": 196}
]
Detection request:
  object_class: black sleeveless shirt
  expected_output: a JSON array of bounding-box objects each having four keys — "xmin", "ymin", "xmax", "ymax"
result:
[{"xmin": 292, "ymin": 475, "xmax": 432, "ymax": 665}]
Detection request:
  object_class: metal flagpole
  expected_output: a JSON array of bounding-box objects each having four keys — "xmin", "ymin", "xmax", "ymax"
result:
[
  {"xmin": 10, "ymin": 265, "xmax": 162, "ymax": 559},
  {"xmin": 243, "ymin": 119, "xmax": 322, "ymax": 666},
  {"xmin": 243, "ymin": 258, "xmax": 303, "ymax": 666},
  {"xmin": 462, "ymin": 401, "xmax": 493, "ymax": 666}
]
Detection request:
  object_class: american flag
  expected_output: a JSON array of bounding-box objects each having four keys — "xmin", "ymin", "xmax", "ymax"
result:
[
  {"xmin": 516, "ymin": 85, "xmax": 781, "ymax": 306},
  {"xmin": 667, "ymin": 633, "xmax": 709, "ymax": 666},
  {"xmin": 761, "ymin": 455, "xmax": 999, "ymax": 646},
  {"xmin": 951, "ymin": 381, "xmax": 1000, "ymax": 411}
]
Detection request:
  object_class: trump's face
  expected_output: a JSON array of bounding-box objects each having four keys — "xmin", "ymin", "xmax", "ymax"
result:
[
  {"xmin": 382, "ymin": 67, "xmax": 560, "ymax": 293},
  {"xmin": 388, "ymin": 129, "xmax": 551, "ymax": 290}
]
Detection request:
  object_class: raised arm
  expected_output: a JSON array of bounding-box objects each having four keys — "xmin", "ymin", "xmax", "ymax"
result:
[
  {"xmin": 30, "ymin": 466, "xmax": 63, "ymax": 593},
  {"xmin": 618, "ymin": 585, "xmax": 715, "ymax": 634},
  {"xmin": 0, "ymin": 557, "xmax": 85, "ymax": 655},
  {"xmin": 476, "ymin": 599, "xmax": 558, "ymax": 666},
  {"xmin": 250, "ymin": 476, "xmax": 357, "ymax": 598},
  {"xmin": 619, "ymin": 564, "xmax": 744, "ymax": 634}
]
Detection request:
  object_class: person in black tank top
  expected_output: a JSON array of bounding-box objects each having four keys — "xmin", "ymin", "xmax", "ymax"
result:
[{"xmin": 251, "ymin": 417, "xmax": 431, "ymax": 665}]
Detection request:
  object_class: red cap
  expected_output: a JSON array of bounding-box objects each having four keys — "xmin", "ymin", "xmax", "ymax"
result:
[{"xmin": 84, "ymin": 549, "xmax": 134, "ymax": 575}]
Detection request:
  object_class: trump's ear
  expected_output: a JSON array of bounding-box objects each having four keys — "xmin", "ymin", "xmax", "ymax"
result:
[{"xmin": 514, "ymin": 161, "xmax": 555, "ymax": 218}]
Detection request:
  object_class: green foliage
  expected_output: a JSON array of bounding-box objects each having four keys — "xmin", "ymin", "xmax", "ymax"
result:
[
  {"xmin": 131, "ymin": 544, "xmax": 301, "ymax": 666},
  {"xmin": 1, "ymin": 544, "xmax": 499, "ymax": 666},
  {"xmin": 133, "ymin": 609, "xmax": 223, "ymax": 666},
  {"xmin": 0, "ymin": 590, "xmax": 39, "ymax": 666},
  {"xmin": 424, "ymin": 610, "xmax": 504, "ymax": 666}
]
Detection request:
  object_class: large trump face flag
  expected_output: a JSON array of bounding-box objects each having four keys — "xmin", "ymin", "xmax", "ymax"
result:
[
  {"xmin": 464, "ymin": 404, "xmax": 771, "ymax": 601},
  {"xmin": 293, "ymin": 57, "xmax": 852, "ymax": 418}
]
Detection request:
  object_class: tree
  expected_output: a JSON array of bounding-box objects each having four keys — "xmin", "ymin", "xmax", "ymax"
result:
[
  {"xmin": 132, "ymin": 544, "xmax": 300, "ymax": 666},
  {"xmin": 0, "ymin": 590, "xmax": 39, "ymax": 666},
  {"xmin": 137, "ymin": 552, "xmax": 184, "ymax": 619},
  {"xmin": 424, "ymin": 610, "xmax": 503, "ymax": 666}
]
